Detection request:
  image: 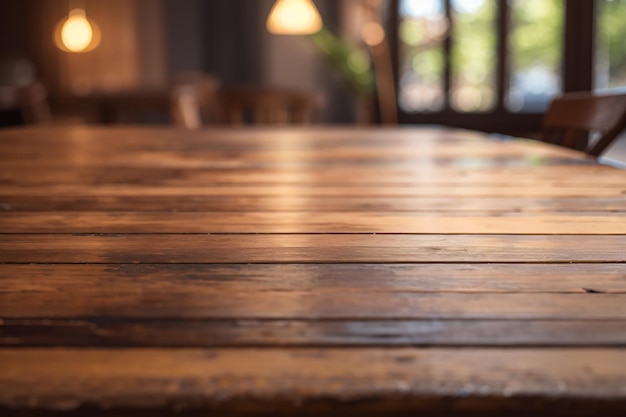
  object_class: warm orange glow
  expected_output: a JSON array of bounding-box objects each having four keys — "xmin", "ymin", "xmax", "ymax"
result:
[
  {"xmin": 54, "ymin": 9, "xmax": 101, "ymax": 53},
  {"xmin": 267, "ymin": 0, "xmax": 323, "ymax": 35},
  {"xmin": 361, "ymin": 22, "xmax": 386, "ymax": 46}
]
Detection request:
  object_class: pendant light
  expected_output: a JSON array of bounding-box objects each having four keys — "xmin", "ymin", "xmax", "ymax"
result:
[
  {"xmin": 266, "ymin": 0, "xmax": 323, "ymax": 35},
  {"xmin": 54, "ymin": 6, "xmax": 101, "ymax": 53}
]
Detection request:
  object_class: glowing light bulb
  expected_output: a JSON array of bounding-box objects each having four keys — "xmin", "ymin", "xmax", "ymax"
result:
[
  {"xmin": 267, "ymin": 0, "xmax": 323, "ymax": 35},
  {"xmin": 62, "ymin": 10, "xmax": 92, "ymax": 51},
  {"xmin": 54, "ymin": 9, "xmax": 101, "ymax": 53}
]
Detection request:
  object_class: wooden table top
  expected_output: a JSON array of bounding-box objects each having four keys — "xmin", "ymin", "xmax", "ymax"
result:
[{"xmin": 1, "ymin": 125, "xmax": 626, "ymax": 416}]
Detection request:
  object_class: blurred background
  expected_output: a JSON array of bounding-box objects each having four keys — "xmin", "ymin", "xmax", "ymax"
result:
[
  {"xmin": 1, "ymin": 0, "xmax": 625, "ymax": 158},
  {"xmin": 0, "ymin": 0, "xmax": 376, "ymax": 125}
]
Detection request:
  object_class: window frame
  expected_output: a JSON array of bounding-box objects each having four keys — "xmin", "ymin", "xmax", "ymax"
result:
[{"xmin": 389, "ymin": 0, "xmax": 596, "ymax": 136}]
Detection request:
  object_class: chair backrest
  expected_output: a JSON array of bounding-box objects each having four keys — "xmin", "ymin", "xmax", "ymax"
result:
[
  {"xmin": 172, "ymin": 73, "xmax": 220, "ymax": 123},
  {"xmin": 170, "ymin": 84, "xmax": 203, "ymax": 129},
  {"xmin": 0, "ymin": 82, "xmax": 52, "ymax": 125},
  {"xmin": 542, "ymin": 92, "xmax": 626, "ymax": 156},
  {"xmin": 218, "ymin": 88, "xmax": 325, "ymax": 125},
  {"xmin": 170, "ymin": 73, "xmax": 220, "ymax": 129}
]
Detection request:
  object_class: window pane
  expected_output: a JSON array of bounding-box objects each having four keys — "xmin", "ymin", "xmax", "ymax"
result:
[
  {"xmin": 450, "ymin": 0, "xmax": 496, "ymax": 113},
  {"xmin": 596, "ymin": 0, "xmax": 626, "ymax": 90},
  {"xmin": 507, "ymin": 0, "xmax": 564, "ymax": 113},
  {"xmin": 398, "ymin": 0, "xmax": 447, "ymax": 112}
]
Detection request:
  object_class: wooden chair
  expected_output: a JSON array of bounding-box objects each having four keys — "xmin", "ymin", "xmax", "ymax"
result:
[
  {"xmin": 172, "ymin": 71, "xmax": 221, "ymax": 124},
  {"xmin": 0, "ymin": 82, "xmax": 52, "ymax": 125},
  {"xmin": 542, "ymin": 92, "xmax": 626, "ymax": 156},
  {"xmin": 218, "ymin": 88, "xmax": 325, "ymax": 125},
  {"xmin": 170, "ymin": 84, "xmax": 203, "ymax": 129}
]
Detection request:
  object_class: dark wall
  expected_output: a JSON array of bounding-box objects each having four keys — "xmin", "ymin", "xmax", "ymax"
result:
[
  {"xmin": 0, "ymin": 1, "xmax": 31, "ymax": 59},
  {"xmin": 165, "ymin": 0, "xmax": 267, "ymax": 85},
  {"xmin": 164, "ymin": 0, "xmax": 203, "ymax": 73},
  {"xmin": 201, "ymin": 0, "xmax": 265, "ymax": 85}
]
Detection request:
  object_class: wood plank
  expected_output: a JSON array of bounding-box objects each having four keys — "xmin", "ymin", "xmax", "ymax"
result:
[
  {"xmin": 1, "ymin": 234, "xmax": 625, "ymax": 264},
  {"xmin": 2, "ymin": 195, "xmax": 625, "ymax": 213},
  {"xmin": 3, "ymin": 212, "xmax": 626, "ymax": 234},
  {"xmin": 0, "ymin": 125, "xmax": 483, "ymax": 144},
  {"xmin": 8, "ymin": 158, "xmax": 583, "ymax": 170},
  {"xmin": 0, "ymin": 143, "xmax": 583, "ymax": 161},
  {"xmin": 2, "ymin": 264, "xmax": 624, "ymax": 293},
  {"xmin": 0, "ymin": 126, "xmax": 579, "ymax": 153},
  {"xmin": 1, "ymin": 157, "xmax": 595, "ymax": 171},
  {"xmin": 1, "ymin": 348, "xmax": 626, "ymax": 415},
  {"xmin": 1, "ymin": 184, "xmax": 624, "ymax": 197},
  {"xmin": 3, "ymin": 319, "xmax": 626, "ymax": 347},
  {"xmin": 2, "ymin": 167, "xmax": 625, "ymax": 186},
  {"xmin": 2, "ymin": 164, "xmax": 620, "ymax": 176},
  {"xmin": 2, "ymin": 288, "xmax": 626, "ymax": 319}
]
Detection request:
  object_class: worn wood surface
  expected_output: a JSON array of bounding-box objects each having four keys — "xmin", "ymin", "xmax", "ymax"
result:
[
  {"xmin": 3, "ymin": 195, "xmax": 625, "ymax": 212},
  {"xmin": 4, "ymin": 318, "xmax": 626, "ymax": 347},
  {"xmin": 4, "ymin": 212, "xmax": 626, "ymax": 233},
  {"xmin": 2, "ymin": 348, "xmax": 626, "ymax": 417},
  {"xmin": 2, "ymin": 234, "xmax": 626, "ymax": 263},
  {"xmin": 1, "ymin": 126, "xmax": 625, "ymax": 416}
]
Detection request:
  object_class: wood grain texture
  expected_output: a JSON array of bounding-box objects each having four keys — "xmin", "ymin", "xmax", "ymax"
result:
[
  {"xmin": 2, "ymin": 289, "xmax": 626, "ymax": 319},
  {"xmin": 4, "ymin": 319, "xmax": 626, "ymax": 347},
  {"xmin": 2, "ymin": 234, "xmax": 626, "ymax": 263},
  {"xmin": 1, "ymin": 126, "xmax": 626, "ymax": 416},
  {"xmin": 2, "ymin": 212, "xmax": 626, "ymax": 234},
  {"xmin": 1, "ymin": 348, "xmax": 626, "ymax": 415},
  {"xmin": 2, "ymin": 263, "xmax": 625, "ymax": 321},
  {"xmin": 2, "ymin": 184, "xmax": 623, "ymax": 197},
  {"xmin": 2, "ymin": 166, "xmax": 625, "ymax": 186},
  {"xmin": 3, "ymin": 195, "xmax": 625, "ymax": 213},
  {"xmin": 2, "ymin": 264, "xmax": 625, "ymax": 293}
]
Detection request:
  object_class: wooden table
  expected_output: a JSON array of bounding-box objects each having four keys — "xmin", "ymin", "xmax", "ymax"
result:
[{"xmin": 1, "ymin": 126, "xmax": 626, "ymax": 416}]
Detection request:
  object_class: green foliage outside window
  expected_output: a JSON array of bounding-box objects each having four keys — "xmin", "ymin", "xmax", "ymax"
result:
[
  {"xmin": 597, "ymin": 0, "xmax": 626, "ymax": 88},
  {"xmin": 510, "ymin": 0, "xmax": 563, "ymax": 73}
]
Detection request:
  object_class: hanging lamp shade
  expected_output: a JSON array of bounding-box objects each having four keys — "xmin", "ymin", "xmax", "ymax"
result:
[
  {"xmin": 54, "ymin": 8, "xmax": 101, "ymax": 53},
  {"xmin": 266, "ymin": 0, "xmax": 323, "ymax": 35}
]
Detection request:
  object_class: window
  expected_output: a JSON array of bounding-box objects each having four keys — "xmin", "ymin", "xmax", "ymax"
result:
[
  {"xmin": 507, "ymin": 0, "xmax": 563, "ymax": 112},
  {"xmin": 595, "ymin": 0, "xmax": 626, "ymax": 90},
  {"xmin": 391, "ymin": 0, "xmax": 623, "ymax": 135},
  {"xmin": 450, "ymin": 0, "xmax": 497, "ymax": 113},
  {"xmin": 398, "ymin": 0, "xmax": 446, "ymax": 112}
]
